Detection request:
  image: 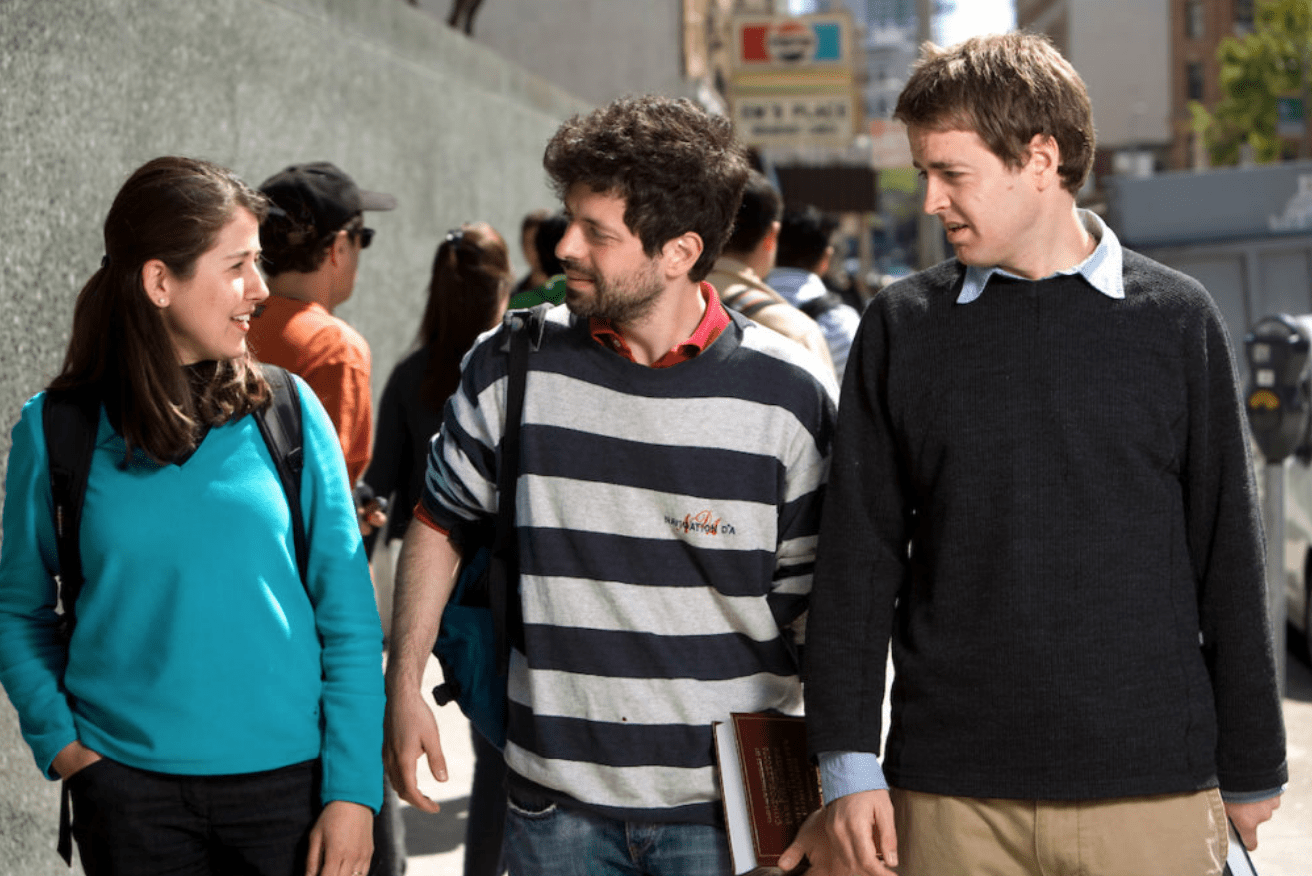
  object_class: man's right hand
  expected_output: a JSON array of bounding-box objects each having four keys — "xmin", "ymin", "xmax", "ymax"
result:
[
  {"xmin": 825, "ymin": 788, "xmax": 899, "ymax": 876},
  {"xmin": 383, "ymin": 690, "xmax": 448, "ymax": 813},
  {"xmin": 51, "ymin": 741, "xmax": 102, "ymax": 780}
]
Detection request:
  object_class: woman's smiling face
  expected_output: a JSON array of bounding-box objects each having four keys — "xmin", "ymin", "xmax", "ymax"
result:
[{"xmin": 155, "ymin": 207, "xmax": 269, "ymax": 365}]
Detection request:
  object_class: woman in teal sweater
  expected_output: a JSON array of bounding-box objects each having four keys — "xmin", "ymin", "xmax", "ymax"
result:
[{"xmin": 0, "ymin": 157, "xmax": 384, "ymax": 876}]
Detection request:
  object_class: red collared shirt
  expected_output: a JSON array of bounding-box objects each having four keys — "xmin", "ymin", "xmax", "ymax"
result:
[{"xmin": 588, "ymin": 282, "xmax": 730, "ymax": 368}]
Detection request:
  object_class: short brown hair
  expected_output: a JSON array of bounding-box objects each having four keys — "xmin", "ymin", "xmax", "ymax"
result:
[
  {"xmin": 543, "ymin": 95, "xmax": 751, "ymax": 282},
  {"xmin": 724, "ymin": 171, "xmax": 783, "ymax": 256},
  {"xmin": 894, "ymin": 33, "xmax": 1095, "ymax": 195}
]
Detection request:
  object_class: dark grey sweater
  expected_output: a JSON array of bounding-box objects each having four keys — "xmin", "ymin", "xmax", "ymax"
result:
[{"xmin": 805, "ymin": 253, "xmax": 1288, "ymax": 799}]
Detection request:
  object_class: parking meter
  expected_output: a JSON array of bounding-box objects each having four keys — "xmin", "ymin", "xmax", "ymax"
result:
[
  {"xmin": 1243, "ymin": 313, "xmax": 1312, "ymax": 698},
  {"xmin": 1244, "ymin": 314, "xmax": 1312, "ymax": 463}
]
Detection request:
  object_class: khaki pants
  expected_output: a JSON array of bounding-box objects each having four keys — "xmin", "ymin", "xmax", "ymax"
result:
[{"xmin": 890, "ymin": 787, "xmax": 1227, "ymax": 876}]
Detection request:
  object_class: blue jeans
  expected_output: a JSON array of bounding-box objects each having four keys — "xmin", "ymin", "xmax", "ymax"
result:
[
  {"xmin": 502, "ymin": 784, "xmax": 732, "ymax": 876},
  {"xmin": 68, "ymin": 757, "xmax": 320, "ymax": 876}
]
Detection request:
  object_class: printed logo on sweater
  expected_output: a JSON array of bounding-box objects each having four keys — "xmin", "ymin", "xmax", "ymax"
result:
[{"xmin": 666, "ymin": 509, "xmax": 736, "ymax": 536}]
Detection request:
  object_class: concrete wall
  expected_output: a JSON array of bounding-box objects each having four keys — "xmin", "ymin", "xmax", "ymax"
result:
[
  {"xmin": 0, "ymin": 1, "xmax": 589, "ymax": 871},
  {"xmin": 415, "ymin": 0, "xmax": 693, "ymax": 107}
]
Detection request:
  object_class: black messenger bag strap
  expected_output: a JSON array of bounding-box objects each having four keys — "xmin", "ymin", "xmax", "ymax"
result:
[
  {"xmin": 43, "ymin": 386, "xmax": 100, "ymax": 639},
  {"xmin": 487, "ymin": 304, "xmax": 548, "ymax": 675},
  {"xmin": 42, "ymin": 385, "xmax": 98, "ymax": 866},
  {"xmin": 253, "ymin": 366, "xmax": 308, "ymax": 589}
]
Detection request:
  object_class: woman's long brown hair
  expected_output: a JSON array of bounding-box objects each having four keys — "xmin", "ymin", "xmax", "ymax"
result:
[
  {"xmin": 417, "ymin": 222, "xmax": 512, "ymax": 413},
  {"xmin": 49, "ymin": 156, "xmax": 271, "ymax": 463}
]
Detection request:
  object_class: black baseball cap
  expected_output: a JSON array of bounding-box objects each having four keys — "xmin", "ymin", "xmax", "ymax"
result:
[{"xmin": 259, "ymin": 162, "xmax": 396, "ymax": 237}]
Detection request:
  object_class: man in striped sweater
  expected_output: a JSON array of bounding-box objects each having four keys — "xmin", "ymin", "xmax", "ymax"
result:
[{"xmin": 384, "ymin": 95, "xmax": 839, "ymax": 875}]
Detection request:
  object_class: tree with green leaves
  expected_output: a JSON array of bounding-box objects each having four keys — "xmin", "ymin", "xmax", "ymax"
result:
[{"xmin": 1194, "ymin": 0, "xmax": 1312, "ymax": 166}]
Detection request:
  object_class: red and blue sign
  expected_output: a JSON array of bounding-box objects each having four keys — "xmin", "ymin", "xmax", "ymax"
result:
[{"xmin": 739, "ymin": 19, "xmax": 844, "ymax": 66}]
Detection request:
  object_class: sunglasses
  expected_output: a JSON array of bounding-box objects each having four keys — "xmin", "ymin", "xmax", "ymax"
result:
[{"xmin": 351, "ymin": 227, "xmax": 375, "ymax": 249}]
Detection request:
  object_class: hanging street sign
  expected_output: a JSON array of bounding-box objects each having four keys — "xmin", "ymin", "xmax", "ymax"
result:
[{"xmin": 727, "ymin": 12, "xmax": 858, "ymax": 150}]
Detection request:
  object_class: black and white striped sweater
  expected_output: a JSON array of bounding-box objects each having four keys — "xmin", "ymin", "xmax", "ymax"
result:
[{"xmin": 422, "ymin": 303, "xmax": 837, "ymax": 823}]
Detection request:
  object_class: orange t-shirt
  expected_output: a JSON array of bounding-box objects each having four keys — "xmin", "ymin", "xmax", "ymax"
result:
[{"xmin": 247, "ymin": 295, "xmax": 373, "ymax": 484}]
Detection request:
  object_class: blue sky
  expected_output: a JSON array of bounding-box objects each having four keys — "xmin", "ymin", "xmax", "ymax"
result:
[
  {"xmin": 936, "ymin": 0, "xmax": 1016, "ymax": 45},
  {"xmin": 784, "ymin": 1, "xmax": 1016, "ymax": 44}
]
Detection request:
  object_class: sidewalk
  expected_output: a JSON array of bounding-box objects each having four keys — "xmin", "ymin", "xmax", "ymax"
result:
[
  {"xmin": 396, "ymin": 656, "xmax": 478, "ymax": 876},
  {"xmin": 397, "ymin": 652, "xmax": 1312, "ymax": 875}
]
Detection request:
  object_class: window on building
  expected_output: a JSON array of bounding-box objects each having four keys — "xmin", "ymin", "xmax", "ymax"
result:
[
  {"xmin": 1186, "ymin": 0, "xmax": 1205, "ymax": 39},
  {"xmin": 1186, "ymin": 61, "xmax": 1205, "ymax": 102},
  {"xmin": 1234, "ymin": 0, "xmax": 1254, "ymax": 30}
]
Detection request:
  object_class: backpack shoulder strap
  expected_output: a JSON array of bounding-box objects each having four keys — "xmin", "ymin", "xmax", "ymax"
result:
[
  {"xmin": 799, "ymin": 292, "xmax": 845, "ymax": 320},
  {"xmin": 486, "ymin": 303, "xmax": 549, "ymax": 672},
  {"xmin": 723, "ymin": 286, "xmax": 779, "ymax": 319},
  {"xmin": 254, "ymin": 366, "xmax": 308, "ymax": 588},
  {"xmin": 42, "ymin": 387, "xmax": 100, "ymax": 634}
]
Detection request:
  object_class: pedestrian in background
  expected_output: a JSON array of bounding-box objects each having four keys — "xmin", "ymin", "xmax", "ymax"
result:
[
  {"xmin": 0, "ymin": 156, "xmax": 383, "ymax": 876},
  {"xmin": 249, "ymin": 161, "xmax": 395, "ymax": 489},
  {"xmin": 250, "ymin": 160, "xmax": 402, "ymax": 874},
  {"xmin": 767, "ymin": 206, "xmax": 861, "ymax": 384},
  {"xmin": 707, "ymin": 170, "xmax": 837, "ymax": 382},
  {"xmin": 363, "ymin": 222, "xmax": 513, "ymax": 875},
  {"xmin": 508, "ymin": 212, "xmax": 568, "ymax": 309},
  {"xmin": 510, "ymin": 208, "xmax": 551, "ymax": 299}
]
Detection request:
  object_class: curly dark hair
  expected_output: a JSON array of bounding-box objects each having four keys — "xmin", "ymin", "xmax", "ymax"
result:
[
  {"xmin": 895, "ymin": 32, "xmax": 1095, "ymax": 195},
  {"xmin": 542, "ymin": 95, "xmax": 750, "ymax": 282}
]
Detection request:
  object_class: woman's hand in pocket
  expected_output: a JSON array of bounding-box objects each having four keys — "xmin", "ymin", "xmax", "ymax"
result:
[{"xmin": 51, "ymin": 741, "xmax": 103, "ymax": 780}]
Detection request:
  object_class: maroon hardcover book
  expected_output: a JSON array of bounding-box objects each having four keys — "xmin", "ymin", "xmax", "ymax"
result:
[{"xmin": 727, "ymin": 713, "xmax": 821, "ymax": 868}]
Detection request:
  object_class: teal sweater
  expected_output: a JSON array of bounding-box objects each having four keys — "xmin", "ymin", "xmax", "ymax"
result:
[{"xmin": 0, "ymin": 378, "xmax": 384, "ymax": 811}]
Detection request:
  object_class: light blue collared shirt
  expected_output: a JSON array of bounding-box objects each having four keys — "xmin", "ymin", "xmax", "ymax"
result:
[{"xmin": 956, "ymin": 209, "xmax": 1125, "ymax": 304}]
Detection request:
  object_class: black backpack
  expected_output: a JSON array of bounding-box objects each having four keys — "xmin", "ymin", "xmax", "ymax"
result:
[
  {"xmin": 798, "ymin": 291, "xmax": 848, "ymax": 320},
  {"xmin": 43, "ymin": 365, "xmax": 308, "ymax": 636}
]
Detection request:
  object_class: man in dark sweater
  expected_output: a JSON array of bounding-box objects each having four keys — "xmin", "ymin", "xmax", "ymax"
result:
[{"xmin": 796, "ymin": 32, "xmax": 1287, "ymax": 876}]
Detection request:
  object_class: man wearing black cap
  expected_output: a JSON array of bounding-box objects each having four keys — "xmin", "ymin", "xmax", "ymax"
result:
[
  {"xmin": 250, "ymin": 161, "xmax": 396, "ymax": 486},
  {"xmin": 252, "ymin": 163, "xmax": 404, "ymax": 876}
]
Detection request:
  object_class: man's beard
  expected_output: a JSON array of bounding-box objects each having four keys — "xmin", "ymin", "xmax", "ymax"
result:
[{"xmin": 562, "ymin": 257, "xmax": 664, "ymax": 324}]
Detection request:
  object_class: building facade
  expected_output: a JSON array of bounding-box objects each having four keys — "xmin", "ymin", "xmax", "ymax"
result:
[
  {"xmin": 1169, "ymin": 0, "xmax": 1256, "ymax": 169},
  {"xmin": 1017, "ymin": 0, "xmax": 1172, "ymax": 191}
]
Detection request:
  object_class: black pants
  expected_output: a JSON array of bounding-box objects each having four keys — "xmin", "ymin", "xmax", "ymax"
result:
[
  {"xmin": 68, "ymin": 758, "xmax": 320, "ymax": 876},
  {"xmin": 465, "ymin": 725, "xmax": 507, "ymax": 876}
]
